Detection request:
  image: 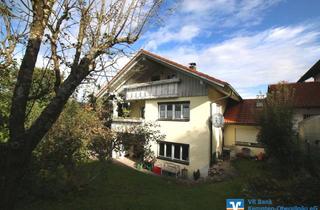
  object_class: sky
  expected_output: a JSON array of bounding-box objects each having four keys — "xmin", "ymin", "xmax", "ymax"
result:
[{"xmin": 127, "ymin": 0, "xmax": 320, "ymax": 98}]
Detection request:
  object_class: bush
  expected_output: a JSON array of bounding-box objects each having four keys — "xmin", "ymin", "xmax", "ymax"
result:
[
  {"xmin": 116, "ymin": 122, "xmax": 165, "ymax": 162},
  {"xmin": 257, "ymin": 83, "xmax": 300, "ymax": 175},
  {"xmin": 23, "ymin": 101, "xmax": 105, "ymax": 199},
  {"xmin": 88, "ymin": 128, "xmax": 115, "ymax": 161}
]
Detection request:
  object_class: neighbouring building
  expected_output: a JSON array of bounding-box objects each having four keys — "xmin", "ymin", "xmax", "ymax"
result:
[{"xmin": 223, "ymin": 60, "xmax": 320, "ymax": 157}]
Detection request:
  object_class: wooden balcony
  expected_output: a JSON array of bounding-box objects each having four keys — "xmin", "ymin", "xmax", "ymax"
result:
[
  {"xmin": 111, "ymin": 118, "xmax": 143, "ymax": 132},
  {"xmin": 123, "ymin": 78, "xmax": 180, "ymax": 100}
]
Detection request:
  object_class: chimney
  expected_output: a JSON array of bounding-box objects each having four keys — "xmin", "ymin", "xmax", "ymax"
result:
[
  {"xmin": 256, "ymin": 91, "xmax": 264, "ymax": 108},
  {"xmin": 189, "ymin": 62, "xmax": 197, "ymax": 70}
]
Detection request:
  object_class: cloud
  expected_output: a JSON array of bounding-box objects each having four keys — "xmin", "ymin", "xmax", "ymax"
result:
[
  {"xmin": 154, "ymin": 23, "xmax": 320, "ymax": 98},
  {"xmin": 180, "ymin": 0, "xmax": 282, "ymax": 27},
  {"xmin": 144, "ymin": 24, "xmax": 200, "ymax": 50},
  {"xmin": 142, "ymin": 0, "xmax": 283, "ymax": 51}
]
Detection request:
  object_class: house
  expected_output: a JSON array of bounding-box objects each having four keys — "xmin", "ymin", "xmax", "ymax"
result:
[
  {"xmin": 97, "ymin": 49, "xmax": 320, "ymax": 178},
  {"xmin": 96, "ymin": 49, "xmax": 242, "ymax": 178},
  {"xmin": 223, "ymin": 99, "xmax": 264, "ymax": 157},
  {"xmin": 223, "ymin": 60, "xmax": 320, "ymax": 157}
]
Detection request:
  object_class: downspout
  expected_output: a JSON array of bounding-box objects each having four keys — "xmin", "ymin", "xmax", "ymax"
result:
[{"xmin": 209, "ymin": 92, "xmax": 232, "ymax": 166}]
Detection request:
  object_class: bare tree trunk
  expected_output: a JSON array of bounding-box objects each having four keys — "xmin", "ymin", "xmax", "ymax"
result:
[{"xmin": 2, "ymin": 144, "xmax": 31, "ymax": 210}]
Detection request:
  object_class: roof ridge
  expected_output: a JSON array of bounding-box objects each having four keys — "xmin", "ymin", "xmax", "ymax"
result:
[{"xmin": 140, "ymin": 49, "xmax": 227, "ymax": 85}]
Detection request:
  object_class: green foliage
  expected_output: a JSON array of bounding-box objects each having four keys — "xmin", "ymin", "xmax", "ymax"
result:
[
  {"xmin": 116, "ymin": 122, "xmax": 165, "ymax": 162},
  {"xmin": 24, "ymin": 101, "xmax": 106, "ymax": 198},
  {"xmin": 193, "ymin": 169, "xmax": 200, "ymax": 181},
  {"xmin": 0, "ymin": 66, "xmax": 55, "ymax": 141},
  {"xmin": 95, "ymin": 93, "xmax": 114, "ymax": 128},
  {"xmin": 88, "ymin": 128, "xmax": 115, "ymax": 161},
  {"xmin": 0, "ymin": 65, "xmax": 17, "ymax": 142},
  {"xmin": 257, "ymin": 83, "xmax": 299, "ymax": 173}
]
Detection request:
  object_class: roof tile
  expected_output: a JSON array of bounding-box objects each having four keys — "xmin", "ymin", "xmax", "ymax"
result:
[
  {"xmin": 224, "ymin": 99, "xmax": 260, "ymax": 125},
  {"xmin": 268, "ymin": 82, "xmax": 320, "ymax": 108}
]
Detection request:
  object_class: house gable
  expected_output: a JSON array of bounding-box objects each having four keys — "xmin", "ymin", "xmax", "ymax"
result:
[{"xmin": 96, "ymin": 49, "xmax": 241, "ymax": 101}]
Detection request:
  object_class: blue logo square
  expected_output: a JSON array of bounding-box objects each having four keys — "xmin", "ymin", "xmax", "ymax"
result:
[{"xmin": 226, "ymin": 199, "xmax": 244, "ymax": 210}]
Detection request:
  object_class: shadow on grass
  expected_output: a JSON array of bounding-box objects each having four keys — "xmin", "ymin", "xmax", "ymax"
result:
[{"xmin": 17, "ymin": 160, "xmax": 247, "ymax": 210}]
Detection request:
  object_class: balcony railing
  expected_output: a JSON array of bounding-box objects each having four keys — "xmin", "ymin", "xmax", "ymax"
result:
[
  {"xmin": 111, "ymin": 118, "xmax": 143, "ymax": 132},
  {"xmin": 123, "ymin": 78, "xmax": 180, "ymax": 100}
]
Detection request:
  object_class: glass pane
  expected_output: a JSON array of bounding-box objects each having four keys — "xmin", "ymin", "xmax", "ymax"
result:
[
  {"xmin": 166, "ymin": 143, "xmax": 172, "ymax": 157},
  {"xmin": 182, "ymin": 145, "xmax": 189, "ymax": 161},
  {"xmin": 174, "ymin": 144, "xmax": 180, "ymax": 159},
  {"xmin": 182, "ymin": 104, "xmax": 190, "ymax": 119},
  {"xmin": 159, "ymin": 104, "xmax": 165, "ymax": 118},
  {"xmin": 159, "ymin": 143, "xmax": 164, "ymax": 156},
  {"xmin": 167, "ymin": 104, "xmax": 173, "ymax": 119},
  {"xmin": 174, "ymin": 104, "xmax": 182, "ymax": 119}
]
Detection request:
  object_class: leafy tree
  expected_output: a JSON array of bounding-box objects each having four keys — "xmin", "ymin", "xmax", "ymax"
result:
[
  {"xmin": 0, "ymin": 0, "xmax": 163, "ymax": 208},
  {"xmin": 88, "ymin": 130, "xmax": 115, "ymax": 162},
  {"xmin": 116, "ymin": 122, "xmax": 165, "ymax": 162},
  {"xmin": 257, "ymin": 82, "xmax": 299, "ymax": 174},
  {"xmin": 1, "ymin": 66, "xmax": 55, "ymax": 141},
  {"xmin": 25, "ymin": 100, "xmax": 105, "ymax": 198}
]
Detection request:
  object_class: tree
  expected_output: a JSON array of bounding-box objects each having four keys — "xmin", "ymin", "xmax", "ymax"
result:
[
  {"xmin": 0, "ymin": 0, "xmax": 163, "ymax": 208},
  {"xmin": 116, "ymin": 122, "xmax": 165, "ymax": 162},
  {"xmin": 257, "ymin": 82, "xmax": 298, "ymax": 174}
]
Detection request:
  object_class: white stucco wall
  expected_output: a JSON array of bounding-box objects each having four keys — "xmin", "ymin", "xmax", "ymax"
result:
[
  {"xmin": 145, "ymin": 96, "xmax": 224, "ymax": 178},
  {"xmin": 293, "ymin": 108, "xmax": 320, "ymax": 131},
  {"xmin": 299, "ymin": 115, "xmax": 320, "ymax": 143}
]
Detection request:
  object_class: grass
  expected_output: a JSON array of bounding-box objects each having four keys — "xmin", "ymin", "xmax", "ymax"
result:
[{"xmin": 17, "ymin": 160, "xmax": 267, "ymax": 210}]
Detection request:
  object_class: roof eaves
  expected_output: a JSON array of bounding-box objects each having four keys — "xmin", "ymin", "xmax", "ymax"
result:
[
  {"xmin": 95, "ymin": 50, "xmax": 144, "ymax": 98},
  {"xmin": 297, "ymin": 59, "xmax": 320, "ymax": 82}
]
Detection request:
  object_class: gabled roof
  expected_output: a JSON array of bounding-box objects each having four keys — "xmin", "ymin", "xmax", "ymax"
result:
[
  {"xmin": 297, "ymin": 60, "xmax": 320, "ymax": 82},
  {"xmin": 224, "ymin": 99, "xmax": 260, "ymax": 125},
  {"xmin": 96, "ymin": 49, "xmax": 241, "ymax": 99},
  {"xmin": 268, "ymin": 82, "xmax": 320, "ymax": 108},
  {"xmin": 139, "ymin": 50, "xmax": 227, "ymax": 86}
]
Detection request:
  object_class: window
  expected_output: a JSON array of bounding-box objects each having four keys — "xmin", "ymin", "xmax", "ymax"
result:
[
  {"xmin": 159, "ymin": 104, "xmax": 166, "ymax": 118},
  {"xmin": 167, "ymin": 104, "xmax": 173, "ymax": 119},
  {"xmin": 303, "ymin": 114, "xmax": 316, "ymax": 119},
  {"xmin": 159, "ymin": 143, "xmax": 164, "ymax": 156},
  {"xmin": 158, "ymin": 102, "xmax": 190, "ymax": 121},
  {"xmin": 158, "ymin": 141, "xmax": 189, "ymax": 164},
  {"xmin": 151, "ymin": 75, "xmax": 160, "ymax": 81},
  {"xmin": 167, "ymin": 74, "xmax": 176, "ymax": 79},
  {"xmin": 175, "ymin": 104, "xmax": 181, "ymax": 119}
]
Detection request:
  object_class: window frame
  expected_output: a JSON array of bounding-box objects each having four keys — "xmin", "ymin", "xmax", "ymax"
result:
[
  {"xmin": 157, "ymin": 141, "xmax": 190, "ymax": 165},
  {"xmin": 158, "ymin": 101, "xmax": 190, "ymax": 121}
]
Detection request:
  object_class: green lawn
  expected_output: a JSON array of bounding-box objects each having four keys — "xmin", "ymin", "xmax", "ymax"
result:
[{"xmin": 17, "ymin": 160, "xmax": 266, "ymax": 210}]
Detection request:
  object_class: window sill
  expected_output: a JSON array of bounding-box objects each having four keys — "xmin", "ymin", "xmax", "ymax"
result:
[
  {"xmin": 157, "ymin": 156, "xmax": 189, "ymax": 165},
  {"xmin": 157, "ymin": 119, "xmax": 190, "ymax": 122},
  {"xmin": 235, "ymin": 142, "xmax": 264, "ymax": 148}
]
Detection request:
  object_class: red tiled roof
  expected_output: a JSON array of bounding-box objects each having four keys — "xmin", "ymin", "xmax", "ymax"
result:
[
  {"xmin": 96, "ymin": 49, "xmax": 231, "ymax": 97},
  {"xmin": 268, "ymin": 82, "xmax": 320, "ymax": 108},
  {"xmin": 224, "ymin": 99, "xmax": 260, "ymax": 125},
  {"xmin": 140, "ymin": 49, "xmax": 228, "ymax": 85}
]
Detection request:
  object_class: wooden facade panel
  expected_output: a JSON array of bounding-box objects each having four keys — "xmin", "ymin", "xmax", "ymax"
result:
[
  {"xmin": 124, "ymin": 68, "xmax": 208, "ymax": 100},
  {"xmin": 125, "ymin": 82, "xmax": 179, "ymax": 100},
  {"xmin": 176, "ymin": 72, "xmax": 208, "ymax": 97}
]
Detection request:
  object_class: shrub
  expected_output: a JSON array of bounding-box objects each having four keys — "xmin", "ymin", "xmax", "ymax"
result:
[
  {"xmin": 193, "ymin": 169, "xmax": 200, "ymax": 181},
  {"xmin": 257, "ymin": 82, "xmax": 300, "ymax": 174},
  {"xmin": 23, "ymin": 101, "xmax": 105, "ymax": 199},
  {"xmin": 116, "ymin": 122, "xmax": 165, "ymax": 162},
  {"xmin": 88, "ymin": 128, "xmax": 115, "ymax": 161}
]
